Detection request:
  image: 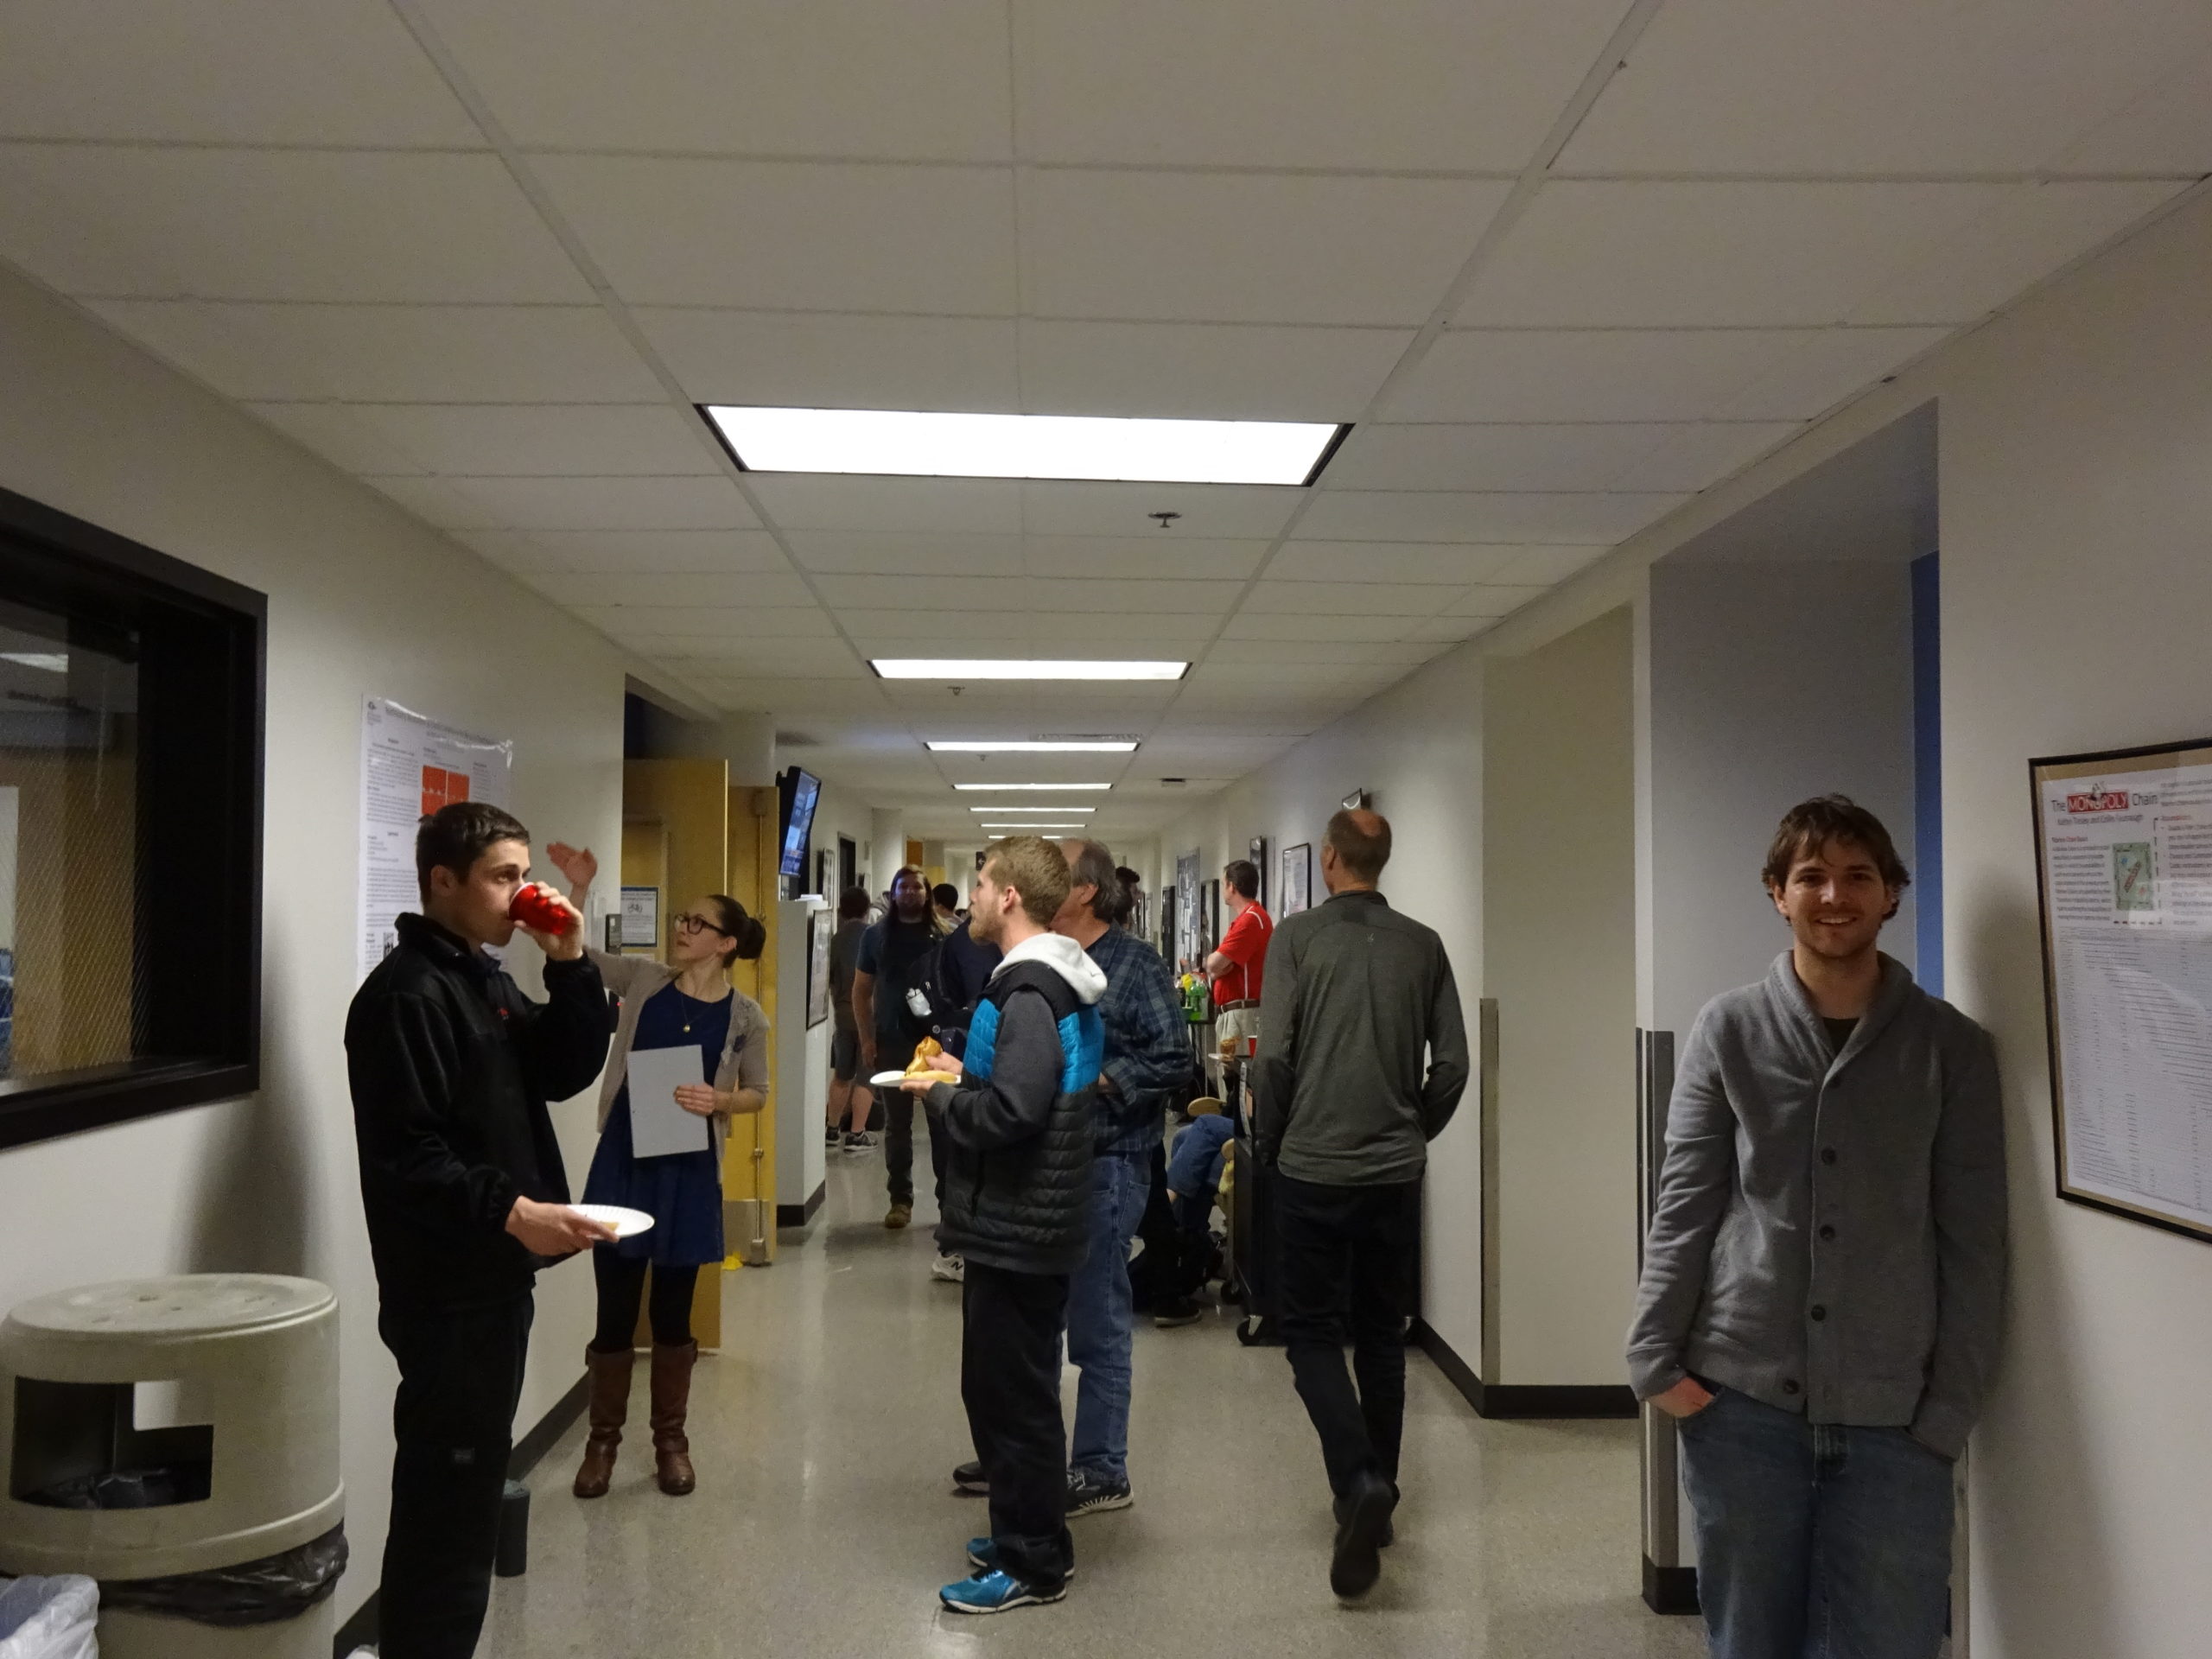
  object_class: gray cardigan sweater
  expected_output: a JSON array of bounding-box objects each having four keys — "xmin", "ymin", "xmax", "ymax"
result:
[
  {"xmin": 1625, "ymin": 952, "xmax": 2005, "ymax": 1459},
  {"xmin": 588, "ymin": 949, "xmax": 770, "ymax": 1170}
]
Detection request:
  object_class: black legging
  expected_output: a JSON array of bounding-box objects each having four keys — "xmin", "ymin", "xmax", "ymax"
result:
[{"xmin": 591, "ymin": 1249, "xmax": 700, "ymax": 1351}]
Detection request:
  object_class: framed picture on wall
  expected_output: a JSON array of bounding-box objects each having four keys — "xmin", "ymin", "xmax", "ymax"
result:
[
  {"xmin": 1176, "ymin": 849, "xmax": 1201, "ymax": 967},
  {"xmin": 1205, "ymin": 879, "xmax": 1221, "ymax": 957},
  {"xmin": 1249, "ymin": 836, "xmax": 1268, "ymax": 909},
  {"xmin": 1281, "ymin": 842, "xmax": 1312, "ymax": 915},
  {"xmin": 805, "ymin": 906, "xmax": 834, "ymax": 1029}
]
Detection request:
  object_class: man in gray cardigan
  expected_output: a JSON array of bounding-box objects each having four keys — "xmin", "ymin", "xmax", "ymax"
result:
[{"xmin": 1628, "ymin": 796, "xmax": 2005, "ymax": 1659}]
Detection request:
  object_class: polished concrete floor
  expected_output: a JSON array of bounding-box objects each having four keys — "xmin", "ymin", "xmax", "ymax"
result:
[{"xmin": 480, "ymin": 1136, "xmax": 1707, "ymax": 1658}]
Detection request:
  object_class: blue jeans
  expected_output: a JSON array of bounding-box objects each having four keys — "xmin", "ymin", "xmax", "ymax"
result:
[
  {"xmin": 1166, "ymin": 1114, "xmax": 1234, "ymax": 1232},
  {"xmin": 1065, "ymin": 1147, "xmax": 1151, "ymax": 1484},
  {"xmin": 1677, "ymin": 1385, "xmax": 1955, "ymax": 1659}
]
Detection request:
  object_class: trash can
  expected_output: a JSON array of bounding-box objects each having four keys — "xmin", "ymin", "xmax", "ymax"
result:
[{"xmin": 0, "ymin": 1276, "xmax": 344, "ymax": 1658}]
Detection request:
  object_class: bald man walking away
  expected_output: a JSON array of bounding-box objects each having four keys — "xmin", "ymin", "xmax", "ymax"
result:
[{"xmin": 1252, "ymin": 808, "xmax": 1469, "ymax": 1602}]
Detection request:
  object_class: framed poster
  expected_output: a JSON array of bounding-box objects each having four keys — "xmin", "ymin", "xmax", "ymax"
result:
[
  {"xmin": 1206, "ymin": 878, "xmax": 1221, "ymax": 956},
  {"xmin": 1175, "ymin": 850, "xmax": 1201, "ymax": 968},
  {"xmin": 1281, "ymin": 842, "xmax": 1312, "ymax": 916},
  {"xmin": 620, "ymin": 886, "xmax": 660, "ymax": 950},
  {"xmin": 2032, "ymin": 739, "xmax": 2212, "ymax": 1242},
  {"xmin": 805, "ymin": 906, "xmax": 834, "ymax": 1029},
  {"xmin": 1249, "ymin": 836, "xmax": 1268, "ymax": 909}
]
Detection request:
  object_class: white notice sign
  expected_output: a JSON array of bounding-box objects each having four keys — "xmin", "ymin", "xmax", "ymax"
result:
[
  {"xmin": 626, "ymin": 1044, "xmax": 711, "ymax": 1160},
  {"xmin": 359, "ymin": 697, "xmax": 514, "ymax": 983},
  {"xmin": 2034, "ymin": 741, "xmax": 2212, "ymax": 1242}
]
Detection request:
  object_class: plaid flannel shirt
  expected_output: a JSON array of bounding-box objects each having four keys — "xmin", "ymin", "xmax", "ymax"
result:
[{"xmin": 1081, "ymin": 925, "xmax": 1192, "ymax": 1157}]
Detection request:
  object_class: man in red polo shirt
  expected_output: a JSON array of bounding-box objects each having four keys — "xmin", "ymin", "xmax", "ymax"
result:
[{"xmin": 1206, "ymin": 858, "xmax": 1272, "ymax": 1052}]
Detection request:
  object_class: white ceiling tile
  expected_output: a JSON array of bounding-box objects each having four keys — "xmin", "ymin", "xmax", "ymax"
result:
[
  {"xmin": 536, "ymin": 156, "xmax": 1018, "ymax": 312},
  {"xmin": 1456, "ymin": 181, "xmax": 2024, "ymax": 329},
  {"xmin": 1555, "ymin": 0, "xmax": 2212, "ymax": 175},
  {"xmin": 1267, "ymin": 542, "xmax": 1529, "ymax": 584},
  {"xmin": 1384, "ymin": 328, "xmax": 1805, "ymax": 423},
  {"xmin": 1847, "ymin": 181, "xmax": 2188, "ymax": 327},
  {"xmin": 333, "ymin": 404, "xmax": 718, "ymax": 476},
  {"xmin": 579, "ymin": 604, "xmax": 839, "ymax": 639},
  {"xmin": 419, "ymin": 0, "xmax": 1013, "ymax": 161},
  {"xmin": 1243, "ymin": 581, "xmax": 1457, "ymax": 617},
  {"xmin": 1449, "ymin": 585, "xmax": 1553, "ymax": 617},
  {"xmin": 1222, "ymin": 613, "xmax": 1416, "ymax": 643},
  {"xmin": 1022, "ymin": 171, "xmax": 1510, "ymax": 326},
  {"xmin": 363, "ymin": 474, "xmax": 505, "ymax": 530},
  {"xmin": 86, "ymin": 301, "xmax": 665, "ymax": 403},
  {"xmin": 1027, "ymin": 611, "xmax": 1223, "ymax": 642},
  {"xmin": 1018, "ymin": 321, "xmax": 1410, "ymax": 421},
  {"xmin": 460, "ymin": 529, "xmax": 791, "ymax": 574},
  {"xmin": 1711, "ymin": 328, "xmax": 1954, "ymax": 421},
  {"xmin": 1026, "ymin": 577, "xmax": 1244, "ymax": 614},
  {"xmin": 1298, "ymin": 489, "xmax": 1682, "ymax": 543},
  {"xmin": 694, "ymin": 679, "xmax": 880, "ymax": 712},
  {"xmin": 1323, "ymin": 423, "xmax": 1685, "ymax": 493},
  {"xmin": 1402, "ymin": 615, "xmax": 1501, "ymax": 643},
  {"xmin": 1019, "ymin": 481, "xmax": 1300, "ymax": 538},
  {"xmin": 446, "ymin": 475, "xmax": 761, "ymax": 531},
  {"xmin": 245, "ymin": 404, "xmax": 429, "ymax": 476},
  {"xmin": 1022, "ymin": 537, "xmax": 1271, "ymax": 582},
  {"xmin": 815, "ymin": 576, "xmax": 995, "ymax": 611},
  {"xmin": 531, "ymin": 571, "xmax": 821, "ymax": 609},
  {"xmin": 2051, "ymin": 48, "xmax": 2212, "ymax": 174},
  {"xmin": 1205, "ymin": 639, "xmax": 1443, "ymax": 666},
  {"xmin": 1020, "ymin": 0, "xmax": 1630, "ymax": 171},
  {"xmin": 637, "ymin": 309, "xmax": 1022, "ymax": 410},
  {"xmin": 785, "ymin": 532, "xmax": 1027, "ymax": 576},
  {"xmin": 0, "ymin": 0, "xmax": 482, "ymax": 146},
  {"xmin": 1483, "ymin": 546, "xmax": 1611, "ymax": 585},
  {"xmin": 750, "ymin": 476, "xmax": 1024, "ymax": 534},
  {"xmin": 0, "ymin": 147, "xmax": 589, "ymax": 302},
  {"xmin": 1614, "ymin": 422, "xmax": 1802, "ymax": 493}
]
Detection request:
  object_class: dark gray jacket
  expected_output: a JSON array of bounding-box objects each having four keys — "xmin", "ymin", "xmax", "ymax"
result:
[
  {"xmin": 927, "ymin": 934, "xmax": 1107, "ymax": 1276},
  {"xmin": 1626, "ymin": 952, "xmax": 2005, "ymax": 1459},
  {"xmin": 1251, "ymin": 888, "xmax": 1470, "ymax": 1185}
]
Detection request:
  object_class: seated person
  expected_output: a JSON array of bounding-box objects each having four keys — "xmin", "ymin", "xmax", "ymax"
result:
[{"xmin": 1154, "ymin": 1109, "xmax": 1236, "ymax": 1327}]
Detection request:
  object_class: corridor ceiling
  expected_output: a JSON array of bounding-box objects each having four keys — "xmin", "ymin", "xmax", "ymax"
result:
[{"xmin": 2, "ymin": 1, "xmax": 2206, "ymax": 843}]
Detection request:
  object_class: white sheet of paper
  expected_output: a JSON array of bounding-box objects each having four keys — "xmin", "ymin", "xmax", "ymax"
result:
[{"xmin": 626, "ymin": 1045, "xmax": 710, "ymax": 1160}]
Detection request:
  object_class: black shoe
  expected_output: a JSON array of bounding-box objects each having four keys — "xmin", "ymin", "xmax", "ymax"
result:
[
  {"xmin": 1066, "ymin": 1466, "xmax": 1134, "ymax": 1516},
  {"xmin": 953, "ymin": 1459, "xmax": 989, "ymax": 1496},
  {"xmin": 825, "ymin": 1122, "xmax": 843, "ymax": 1145},
  {"xmin": 1335, "ymin": 1492, "xmax": 1396, "ymax": 1548},
  {"xmin": 1330, "ymin": 1471, "xmax": 1395, "ymax": 1599},
  {"xmin": 1154, "ymin": 1295, "xmax": 1203, "ymax": 1328}
]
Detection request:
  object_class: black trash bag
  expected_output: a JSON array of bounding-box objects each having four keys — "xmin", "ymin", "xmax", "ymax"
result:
[
  {"xmin": 24, "ymin": 1465, "xmax": 212, "ymax": 1510},
  {"xmin": 98, "ymin": 1525, "xmax": 347, "ymax": 1628}
]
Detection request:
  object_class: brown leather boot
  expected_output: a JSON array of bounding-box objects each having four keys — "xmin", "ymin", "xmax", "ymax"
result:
[
  {"xmin": 572, "ymin": 1345, "xmax": 633, "ymax": 1499},
  {"xmin": 649, "ymin": 1341, "xmax": 698, "ymax": 1496}
]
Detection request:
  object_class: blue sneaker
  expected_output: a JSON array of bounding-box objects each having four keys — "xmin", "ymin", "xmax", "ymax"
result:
[
  {"xmin": 939, "ymin": 1567, "xmax": 1066, "ymax": 1614},
  {"xmin": 967, "ymin": 1539, "xmax": 1077, "ymax": 1580}
]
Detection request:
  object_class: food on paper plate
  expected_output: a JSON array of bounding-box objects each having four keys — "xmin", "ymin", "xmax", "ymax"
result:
[{"xmin": 903, "ymin": 1036, "xmax": 960, "ymax": 1085}]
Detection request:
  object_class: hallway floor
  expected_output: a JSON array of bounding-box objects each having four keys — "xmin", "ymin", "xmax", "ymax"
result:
[{"xmin": 480, "ymin": 1140, "xmax": 1706, "ymax": 1659}]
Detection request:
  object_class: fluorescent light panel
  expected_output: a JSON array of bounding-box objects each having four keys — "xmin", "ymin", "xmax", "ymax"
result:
[
  {"xmin": 927, "ymin": 741, "xmax": 1137, "ymax": 753},
  {"xmin": 981, "ymin": 823, "xmax": 1086, "ymax": 830},
  {"xmin": 875, "ymin": 658, "xmax": 1186, "ymax": 681},
  {"xmin": 704, "ymin": 405, "xmax": 1342, "ymax": 486},
  {"xmin": 969, "ymin": 806, "xmax": 1094, "ymax": 814},
  {"xmin": 953, "ymin": 783, "xmax": 1112, "ymax": 791}
]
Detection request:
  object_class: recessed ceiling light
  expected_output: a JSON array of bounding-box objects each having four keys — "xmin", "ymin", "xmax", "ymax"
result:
[
  {"xmin": 874, "ymin": 658, "xmax": 1186, "ymax": 681},
  {"xmin": 953, "ymin": 783, "xmax": 1113, "ymax": 791},
  {"xmin": 927, "ymin": 741, "xmax": 1137, "ymax": 753},
  {"xmin": 703, "ymin": 405, "xmax": 1344, "ymax": 486},
  {"xmin": 969, "ymin": 805, "xmax": 1096, "ymax": 814},
  {"xmin": 0, "ymin": 652, "xmax": 67, "ymax": 673},
  {"xmin": 980, "ymin": 823, "xmax": 1088, "ymax": 830}
]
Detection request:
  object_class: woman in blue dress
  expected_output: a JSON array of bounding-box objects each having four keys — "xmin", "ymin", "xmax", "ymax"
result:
[{"xmin": 548, "ymin": 842, "xmax": 769, "ymax": 1499}]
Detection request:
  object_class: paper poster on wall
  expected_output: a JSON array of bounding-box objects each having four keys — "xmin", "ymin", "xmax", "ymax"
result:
[
  {"xmin": 2032, "ymin": 740, "xmax": 2212, "ymax": 1243},
  {"xmin": 359, "ymin": 697, "xmax": 514, "ymax": 982},
  {"xmin": 1281, "ymin": 842, "xmax": 1312, "ymax": 916},
  {"xmin": 806, "ymin": 906, "xmax": 834, "ymax": 1029},
  {"xmin": 620, "ymin": 887, "xmax": 660, "ymax": 950},
  {"xmin": 1175, "ymin": 851, "xmax": 1201, "ymax": 969}
]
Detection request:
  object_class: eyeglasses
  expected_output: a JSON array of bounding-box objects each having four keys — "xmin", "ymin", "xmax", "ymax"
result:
[{"xmin": 674, "ymin": 912, "xmax": 731, "ymax": 938}]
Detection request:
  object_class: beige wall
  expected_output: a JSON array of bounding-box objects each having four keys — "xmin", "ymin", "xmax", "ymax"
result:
[{"xmin": 0, "ymin": 263, "xmax": 642, "ymax": 1630}]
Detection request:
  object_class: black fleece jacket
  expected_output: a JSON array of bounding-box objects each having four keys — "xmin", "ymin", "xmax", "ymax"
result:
[{"xmin": 346, "ymin": 913, "xmax": 610, "ymax": 1310}]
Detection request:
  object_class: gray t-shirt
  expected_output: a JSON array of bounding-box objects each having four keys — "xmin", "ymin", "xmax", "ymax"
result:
[{"xmin": 829, "ymin": 918, "xmax": 867, "ymax": 1034}]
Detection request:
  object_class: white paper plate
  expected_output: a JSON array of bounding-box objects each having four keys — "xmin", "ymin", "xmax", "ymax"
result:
[
  {"xmin": 572, "ymin": 1203, "xmax": 654, "ymax": 1240},
  {"xmin": 870, "ymin": 1069, "xmax": 961, "ymax": 1086}
]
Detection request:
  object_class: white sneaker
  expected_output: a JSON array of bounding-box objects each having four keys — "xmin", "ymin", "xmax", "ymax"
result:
[{"xmin": 931, "ymin": 1254, "xmax": 966, "ymax": 1283}]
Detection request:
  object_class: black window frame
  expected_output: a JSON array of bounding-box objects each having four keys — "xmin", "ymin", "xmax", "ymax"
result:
[{"xmin": 0, "ymin": 483, "xmax": 265, "ymax": 1151}]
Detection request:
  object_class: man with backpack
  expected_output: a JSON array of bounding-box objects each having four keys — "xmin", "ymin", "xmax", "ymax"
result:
[{"xmin": 852, "ymin": 867, "xmax": 948, "ymax": 1231}]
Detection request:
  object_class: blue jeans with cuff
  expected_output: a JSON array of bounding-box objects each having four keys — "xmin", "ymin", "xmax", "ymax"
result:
[
  {"xmin": 1065, "ymin": 1147, "xmax": 1152, "ymax": 1484},
  {"xmin": 1676, "ymin": 1383, "xmax": 1955, "ymax": 1659}
]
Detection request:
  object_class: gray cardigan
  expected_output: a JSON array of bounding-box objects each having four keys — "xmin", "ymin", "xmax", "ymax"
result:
[
  {"xmin": 588, "ymin": 949, "xmax": 770, "ymax": 1170},
  {"xmin": 1625, "ymin": 952, "xmax": 2005, "ymax": 1459}
]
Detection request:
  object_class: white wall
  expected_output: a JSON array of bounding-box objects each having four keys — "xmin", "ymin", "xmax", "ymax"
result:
[
  {"xmin": 1152, "ymin": 645, "xmax": 1485, "ymax": 1363},
  {"xmin": 1484, "ymin": 607, "xmax": 1637, "ymax": 1386},
  {"xmin": 1647, "ymin": 559, "xmax": 1917, "ymax": 1035},
  {"xmin": 0, "ymin": 265, "xmax": 639, "ymax": 1629}
]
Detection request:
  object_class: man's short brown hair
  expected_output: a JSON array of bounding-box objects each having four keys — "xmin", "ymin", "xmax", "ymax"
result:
[
  {"xmin": 986, "ymin": 835, "xmax": 1071, "ymax": 927},
  {"xmin": 1762, "ymin": 795, "xmax": 1911, "ymax": 900},
  {"xmin": 1224, "ymin": 859, "xmax": 1260, "ymax": 900},
  {"xmin": 1325, "ymin": 807, "xmax": 1392, "ymax": 883}
]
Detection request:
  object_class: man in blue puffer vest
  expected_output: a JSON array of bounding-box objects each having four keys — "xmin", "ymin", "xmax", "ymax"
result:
[{"xmin": 902, "ymin": 834, "xmax": 1105, "ymax": 1615}]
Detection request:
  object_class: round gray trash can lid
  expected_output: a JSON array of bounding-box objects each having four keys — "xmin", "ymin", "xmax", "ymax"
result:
[{"xmin": 7, "ymin": 1274, "xmax": 334, "ymax": 1338}]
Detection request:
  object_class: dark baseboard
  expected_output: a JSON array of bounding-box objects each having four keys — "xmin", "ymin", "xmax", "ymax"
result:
[
  {"xmin": 334, "ymin": 1371, "xmax": 588, "ymax": 1656},
  {"xmin": 776, "ymin": 1180, "xmax": 826, "ymax": 1230},
  {"xmin": 1643, "ymin": 1556, "xmax": 1700, "ymax": 1616},
  {"xmin": 1409, "ymin": 1319, "xmax": 1638, "ymax": 1421}
]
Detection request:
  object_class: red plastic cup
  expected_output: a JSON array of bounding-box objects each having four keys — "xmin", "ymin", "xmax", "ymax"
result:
[{"xmin": 509, "ymin": 882, "xmax": 569, "ymax": 934}]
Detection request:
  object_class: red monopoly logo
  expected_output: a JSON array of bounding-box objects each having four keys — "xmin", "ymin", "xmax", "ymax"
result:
[{"xmin": 2065, "ymin": 790, "xmax": 2131, "ymax": 812}]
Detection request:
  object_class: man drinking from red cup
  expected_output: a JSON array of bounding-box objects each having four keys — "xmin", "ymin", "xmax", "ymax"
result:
[{"xmin": 346, "ymin": 801, "xmax": 614, "ymax": 1659}]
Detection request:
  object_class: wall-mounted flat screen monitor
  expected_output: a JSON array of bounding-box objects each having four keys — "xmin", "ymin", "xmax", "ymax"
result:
[{"xmin": 779, "ymin": 766, "xmax": 820, "ymax": 879}]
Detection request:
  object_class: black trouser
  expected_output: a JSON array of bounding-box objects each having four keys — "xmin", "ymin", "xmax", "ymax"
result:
[
  {"xmin": 885, "ymin": 1049, "xmax": 947, "ymax": 1211},
  {"xmin": 961, "ymin": 1261, "xmax": 1074, "ymax": 1589},
  {"xmin": 591, "ymin": 1249, "xmax": 699, "ymax": 1351},
  {"xmin": 1276, "ymin": 1174, "xmax": 1421, "ymax": 1501},
  {"xmin": 376, "ymin": 1293, "xmax": 533, "ymax": 1659}
]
